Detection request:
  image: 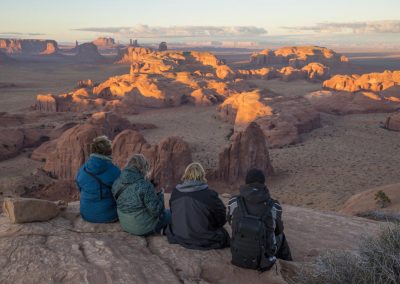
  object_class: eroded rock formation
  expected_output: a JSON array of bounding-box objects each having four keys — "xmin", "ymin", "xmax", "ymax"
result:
[
  {"xmin": 251, "ymin": 46, "xmax": 348, "ymax": 68},
  {"xmin": 159, "ymin": 41, "xmax": 168, "ymax": 51},
  {"xmin": 323, "ymin": 70, "xmax": 400, "ymax": 93},
  {"xmin": 112, "ymin": 130, "xmax": 192, "ymax": 191},
  {"xmin": 217, "ymin": 122, "xmax": 273, "ymax": 183},
  {"xmin": 383, "ymin": 112, "xmax": 400, "ymax": 131}
]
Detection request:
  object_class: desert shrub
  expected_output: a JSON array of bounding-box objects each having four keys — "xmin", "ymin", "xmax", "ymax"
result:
[
  {"xmin": 375, "ymin": 190, "xmax": 391, "ymax": 208},
  {"xmin": 294, "ymin": 223, "xmax": 400, "ymax": 284}
]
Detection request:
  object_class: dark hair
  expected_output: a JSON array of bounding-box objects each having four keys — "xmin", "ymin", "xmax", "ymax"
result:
[{"xmin": 245, "ymin": 168, "xmax": 265, "ymax": 184}]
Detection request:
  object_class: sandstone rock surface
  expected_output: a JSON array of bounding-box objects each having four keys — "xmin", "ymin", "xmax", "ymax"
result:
[
  {"xmin": 340, "ymin": 183, "xmax": 400, "ymax": 216},
  {"xmin": 0, "ymin": 199, "xmax": 383, "ymax": 283}
]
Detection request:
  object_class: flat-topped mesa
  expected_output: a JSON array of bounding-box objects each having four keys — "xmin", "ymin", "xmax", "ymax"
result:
[
  {"xmin": 92, "ymin": 37, "xmax": 116, "ymax": 47},
  {"xmin": 217, "ymin": 122, "xmax": 273, "ymax": 183},
  {"xmin": 0, "ymin": 39, "xmax": 59, "ymax": 55},
  {"xmin": 74, "ymin": 42, "xmax": 105, "ymax": 63},
  {"xmin": 217, "ymin": 91, "xmax": 321, "ymax": 148},
  {"xmin": 323, "ymin": 70, "xmax": 400, "ymax": 93},
  {"xmin": 251, "ymin": 46, "xmax": 348, "ymax": 68}
]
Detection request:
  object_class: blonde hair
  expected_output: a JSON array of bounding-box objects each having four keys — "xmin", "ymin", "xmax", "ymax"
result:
[
  {"xmin": 126, "ymin": 154, "xmax": 150, "ymax": 176},
  {"xmin": 91, "ymin": 135, "xmax": 112, "ymax": 156},
  {"xmin": 182, "ymin": 162, "xmax": 207, "ymax": 182}
]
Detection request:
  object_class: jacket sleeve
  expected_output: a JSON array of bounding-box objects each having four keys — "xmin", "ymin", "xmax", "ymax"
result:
[
  {"xmin": 142, "ymin": 182, "xmax": 164, "ymax": 217},
  {"xmin": 210, "ymin": 192, "xmax": 227, "ymax": 228},
  {"xmin": 227, "ymin": 197, "xmax": 238, "ymax": 225}
]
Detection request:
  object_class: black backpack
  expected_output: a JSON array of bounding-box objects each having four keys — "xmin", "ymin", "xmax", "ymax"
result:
[{"xmin": 230, "ymin": 196, "xmax": 277, "ymax": 271}]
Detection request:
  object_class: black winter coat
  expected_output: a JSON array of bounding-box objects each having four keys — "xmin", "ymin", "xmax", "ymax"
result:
[{"xmin": 166, "ymin": 181, "xmax": 230, "ymax": 250}]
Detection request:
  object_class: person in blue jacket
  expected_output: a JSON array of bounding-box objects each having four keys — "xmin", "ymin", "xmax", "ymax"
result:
[{"xmin": 76, "ymin": 135, "xmax": 121, "ymax": 223}]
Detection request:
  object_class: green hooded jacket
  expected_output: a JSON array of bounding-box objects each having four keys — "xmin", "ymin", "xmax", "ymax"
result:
[{"xmin": 111, "ymin": 167, "xmax": 164, "ymax": 235}]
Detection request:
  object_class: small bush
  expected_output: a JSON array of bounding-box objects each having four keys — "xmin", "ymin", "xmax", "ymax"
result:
[
  {"xmin": 295, "ymin": 223, "xmax": 400, "ymax": 284},
  {"xmin": 375, "ymin": 190, "xmax": 391, "ymax": 208}
]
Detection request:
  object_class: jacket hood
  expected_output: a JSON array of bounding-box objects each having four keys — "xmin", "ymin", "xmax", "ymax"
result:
[
  {"xmin": 176, "ymin": 180, "xmax": 208, "ymax": 192},
  {"xmin": 119, "ymin": 167, "xmax": 145, "ymax": 184},
  {"xmin": 240, "ymin": 183, "xmax": 271, "ymax": 204},
  {"xmin": 84, "ymin": 154, "xmax": 113, "ymax": 175}
]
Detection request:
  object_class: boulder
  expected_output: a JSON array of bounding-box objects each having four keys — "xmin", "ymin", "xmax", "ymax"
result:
[
  {"xmin": 217, "ymin": 122, "xmax": 273, "ymax": 183},
  {"xmin": 2, "ymin": 198, "xmax": 62, "ymax": 223},
  {"xmin": 112, "ymin": 130, "xmax": 192, "ymax": 191},
  {"xmin": 0, "ymin": 129, "xmax": 24, "ymax": 161}
]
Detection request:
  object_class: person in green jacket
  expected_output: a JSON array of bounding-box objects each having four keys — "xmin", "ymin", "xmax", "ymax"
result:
[{"xmin": 111, "ymin": 154, "xmax": 170, "ymax": 235}]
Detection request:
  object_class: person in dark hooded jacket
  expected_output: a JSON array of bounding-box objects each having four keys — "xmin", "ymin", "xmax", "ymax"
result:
[
  {"xmin": 76, "ymin": 136, "xmax": 120, "ymax": 223},
  {"xmin": 227, "ymin": 168, "xmax": 292, "ymax": 261},
  {"xmin": 166, "ymin": 162, "xmax": 230, "ymax": 250}
]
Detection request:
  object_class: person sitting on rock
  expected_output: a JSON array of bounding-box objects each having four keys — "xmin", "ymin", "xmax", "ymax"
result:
[
  {"xmin": 76, "ymin": 136, "xmax": 121, "ymax": 223},
  {"xmin": 227, "ymin": 169, "xmax": 292, "ymax": 271},
  {"xmin": 166, "ymin": 162, "xmax": 230, "ymax": 250},
  {"xmin": 112, "ymin": 154, "xmax": 170, "ymax": 235}
]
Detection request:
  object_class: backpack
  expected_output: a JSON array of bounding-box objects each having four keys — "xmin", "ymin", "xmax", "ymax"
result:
[{"xmin": 230, "ymin": 196, "xmax": 277, "ymax": 271}]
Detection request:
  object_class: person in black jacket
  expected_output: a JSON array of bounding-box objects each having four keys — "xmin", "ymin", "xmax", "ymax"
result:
[
  {"xmin": 227, "ymin": 168, "xmax": 292, "ymax": 261},
  {"xmin": 166, "ymin": 162, "xmax": 230, "ymax": 250}
]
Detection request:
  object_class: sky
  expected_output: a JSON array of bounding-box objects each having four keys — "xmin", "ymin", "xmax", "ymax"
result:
[{"xmin": 1, "ymin": 0, "xmax": 400, "ymax": 46}]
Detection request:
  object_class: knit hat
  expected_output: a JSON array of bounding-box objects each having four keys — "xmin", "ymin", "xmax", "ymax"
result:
[
  {"xmin": 90, "ymin": 136, "xmax": 112, "ymax": 156},
  {"xmin": 245, "ymin": 168, "xmax": 265, "ymax": 184}
]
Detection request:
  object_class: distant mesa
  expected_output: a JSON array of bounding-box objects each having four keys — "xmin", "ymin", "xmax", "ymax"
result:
[
  {"xmin": 159, "ymin": 41, "xmax": 168, "ymax": 51},
  {"xmin": 251, "ymin": 46, "xmax": 348, "ymax": 68},
  {"xmin": 74, "ymin": 42, "xmax": 105, "ymax": 63},
  {"xmin": 0, "ymin": 38, "xmax": 59, "ymax": 56},
  {"xmin": 92, "ymin": 37, "xmax": 116, "ymax": 47}
]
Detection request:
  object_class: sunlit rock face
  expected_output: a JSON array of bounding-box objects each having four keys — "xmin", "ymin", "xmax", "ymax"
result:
[
  {"xmin": 251, "ymin": 46, "xmax": 348, "ymax": 68},
  {"xmin": 323, "ymin": 70, "xmax": 400, "ymax": 93},
  {"xmin": 304, "ymin": 70, "xmax": 400, "ymax": 114},
  {"xmin": 0, "ymin": 39, "xmax": 59, "ymax": 55},
  {"xmin": 217, "ymin": 91, "xmax": 320, "ymax": 148}
]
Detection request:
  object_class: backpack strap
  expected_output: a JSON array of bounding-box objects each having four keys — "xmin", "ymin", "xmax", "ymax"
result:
[
  {"xmin": 113, "ymin": 177, "xmax": 142, "ymax": 201},
  {"xmin": 83, "ymin": 167, "xmax": 112, "ymax": 200},
  {"xmin": 114, "ymin": 183, "xmax": 130, "ymax": 201}
]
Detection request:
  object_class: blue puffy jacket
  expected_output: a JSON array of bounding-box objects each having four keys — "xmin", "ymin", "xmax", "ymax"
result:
[{"xmin": 76, "ymin": 154, "xmax": 121, "ymax": 223}]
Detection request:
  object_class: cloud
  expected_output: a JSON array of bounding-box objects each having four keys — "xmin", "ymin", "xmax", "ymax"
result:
[
  {"xmin": 0, "ymin": 32, "xmax": 46, "ymax": 36},
  {"xmin": 282, "ymin": 20, "xmax": 400, "ymax": 34},
  {"xmin": 73, "ymin": 25, "xmax": 267, "ymax": 38}
]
